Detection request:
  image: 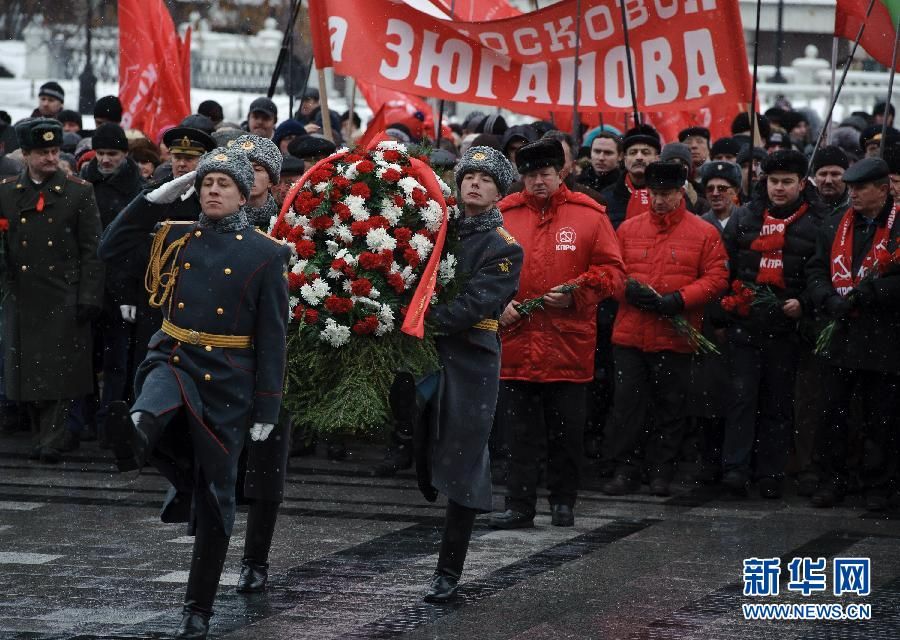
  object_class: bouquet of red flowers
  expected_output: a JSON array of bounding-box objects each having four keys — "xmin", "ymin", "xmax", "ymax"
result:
[
  {"xmin": 720, "ymin": 280, "xmax": 782, "ymax": 317},
  {"xmin": 628, "ymin": 278, "xmax": 720, "ymax": 355},
  {"xmin": 514, "ymin": 266, "xmax": 614, "ymax": 317},
  {"xmin": 269, "ymin": 141, "xmax": 461, "ymax": 434}
]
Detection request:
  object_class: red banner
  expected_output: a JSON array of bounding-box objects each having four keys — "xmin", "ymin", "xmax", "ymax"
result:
[
  {"xmin": 424, "ymin": 0, "xmax": 522, "ymax": 21},
  {"xmin": 835, "ymin": 0, "xmax": 900, "ymax": 72},
  {"xmin": 118, "ymin": 0, "xmax": 192, "ymax": 141},
  {"xmin": 309, "ymin": 0, "xmax": 752, "ymax": 118}
]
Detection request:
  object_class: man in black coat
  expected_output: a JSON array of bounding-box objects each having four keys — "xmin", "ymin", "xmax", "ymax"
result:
[
  {"xmin": 812, "ymin": 145, "xmax": 850, "ymax": 217},
  {"xmin": 806, "ymin": 158, "xmax": 900, "ymax": 510},
  {"xmin": 82, "ymin": 123, "xmax": 145, "ymax": 445},
  {"xmin": 601, "ymin": 124, "xmax": 660, "ymax": 229},
  {"xmin": 718, "ymin": 150, "xmax": 824, "ymax": 498},
  {"xmin": 578, "ymin": 131, "xmax": 622, "ymax": 194}
]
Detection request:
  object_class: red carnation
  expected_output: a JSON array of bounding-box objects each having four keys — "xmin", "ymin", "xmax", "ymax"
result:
[
  {"xmin": 358, "ymin": 252, "xmax": 383, "ymax": 270},
  {"xmin": 308, "ymin": 169, "xmax": 332, "ymax": 186},
  {"xmin": 383, "ymin": 150, "xmax": 401, "ymax": 162},
  {"xmin": 411, "ymin": 188, "xmax": 428, "ymax": 207},
  {"xmin": 304, "ymin": 308, "xmax": 319, "ymax": 324},
  {"xmin": 350, "ymin": 183, "xmax": 371, "ymax": 198},
  {"xmin": 332, "ymin": 176, "xmax": 351, "ymax": 190},
  {"xmin": 350, "ymin": 278, "xmax": 373, "ymax": 297},
  {"xmin": 272, "ymin": 221, "xmax": 290, "ymax": 238},
  {"xmin": 368, "ymin": 215, "xmax": 390, "ymax": 229},
  {"xmin": 295, "ymin": 239, "xmax": 316, "ymax": 258},
  {"xmin": 383, "ymin": 168, "xmax": 402, "ymax": 183},
  {"xmin": 357, "ymin": 160, "xmax": 375, "ymax": 173},
  {"xmin": 392, "ymin": 194, "xmax": 406, "ymax": 208},
  {"xmin": 287, "ymin": 226, "xmax": 305, "ymax": 242},
  {"xmin": 324, "ymin": 295, "xmax": 354, "ymax": 314},
  {"xmin": 387, "ymin": 272, "xmax": 406, "ymax": 293},
  {"xmin": 287, "ymin": 272, "xmax": 304, "ymax": 291},
  {"xmin": 393, "ymin": 227, "xmax": 413, "ymax": 243},
  {"xmin": 344, "ymin": 153, "xmax": 364, "ymax": 163},
  {"xmin": 292, "ymin": 305, "xmax": 305, "ymax": 321},
  {"xmin": 310, "ymin": 215, "xmax": 334, "ymax": 230},
  {"xmin": 350, "ymin": 220, "xmax": 370, "ymax": 236},
  {"xmin": 331, "ymin": 258, "xmax": 347, "ymax": 271},
  {"xmin": 446, "ymin": 196, "xmax": 457, "ymax": 207},
  {"xmin": 403, "ymin": 248, "xmax": 420, "ymax": 268},
  {"xmin": 352, "ymin": 315, "xmax": 379, "ymax": 335},
  {"xmin": 332, "ymin": 202, "xmax": 352, "ymax": 221}
]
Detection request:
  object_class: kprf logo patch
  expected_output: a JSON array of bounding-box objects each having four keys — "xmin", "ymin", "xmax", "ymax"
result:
[{"xmin": 556, "ymin": 226, "xmax": 576, "ymax": 251}]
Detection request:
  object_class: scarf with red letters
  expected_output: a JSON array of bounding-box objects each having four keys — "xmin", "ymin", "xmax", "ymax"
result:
[
  {"xmin": 830, "ymin": 205, "xmax": 896, "ymax": 297},
  {"xmin": 625, "ymin": 174, "xmax": 650, "ymax": 221},
  {"xmin": 750, "ymin": 203, "xmax": 808, "ymax": 289}
]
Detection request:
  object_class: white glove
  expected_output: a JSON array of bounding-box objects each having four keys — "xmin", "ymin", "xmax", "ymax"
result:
[
  {"xmin": 146, "ymin": 171, "xmax": 197, "ymax": 204},
  {"xmin": 119, "ymin": 305, "xmax": 137, "ymax": 323},
  {"xmin": 250, "ymin": 423, "xmax": 275, "ymax": 442}
]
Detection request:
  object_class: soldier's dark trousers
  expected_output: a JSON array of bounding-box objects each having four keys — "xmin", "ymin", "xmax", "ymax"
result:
[
  {"xmin": 605, "ymin": 347, "xmax": 691, "ymax": 482},
  {"xmin": 185, "ymin": 489, "xmax": 230, "ymax": 616},
  {"xmin": 813, "ymin": 366, "xmax": 899, "ymax": 494},
  {"xmin": 436, "ymin": 500, "xmax": 477, "ymax": 579},
  {"xmin": 242, "ymin": 500, "xmax": 280, "ymax": 566},
  {"xmin": 722, "ymin": 333, "xmax": 798, "ymax": 480},
  {"xmin": 502, "ymin": 381, "xmax": 587, "ymax": 517},
  {"xmin": 27, "ymin": 399, "xmax": 73, "ymax": 451}
]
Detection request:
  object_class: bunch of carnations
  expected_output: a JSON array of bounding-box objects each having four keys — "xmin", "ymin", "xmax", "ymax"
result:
[
  {"xmin": 628, "ymin": 278, "xmax": 720, "ymax": 355},
  {"xmin": 720, "ymin": 280, "xmax": 781, "ymax": 317},
  {"xmin": 269, "ymin": 140, "xmax": 460, "ymax": 435},
  {"xmin": 514, "ymin": 267, "xmax": 615, "ymax": 316}
]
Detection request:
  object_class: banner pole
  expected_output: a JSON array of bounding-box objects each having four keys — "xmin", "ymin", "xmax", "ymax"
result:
[
  {"xmin": 267, "ymin": 0, "xmax": 302, "ymax": 99},
  {"xmin": 880, "ymin": 16, "xmax": 900, "ymax": 157},
  {"xmin": 828, "ymin": 36, "xmax": 838, "ymax": 144},
  {"xmin": 318, "ymin": 66, "xmax": 334, "ymax": 142},
  {"xmin": 618, "ymin": 0, "xmax": 640, "ymax": 126},
  {"xmin": 434, "ymin": 0, "xmax": 458, "ymax": 149},
  {"xmin": 746, "ymin": 0, "xmax": 762, "ymax": 199},
  {"xmin": 348, "ymin": 78, "xmax": 357, "ymax": 146},
  {"xmin": 571, "ymin": 0, "xmax": 583, "ymax": 143},
  {"xmin": 806, "ymin": 0, "xmax": 878, "ymax": 179}
]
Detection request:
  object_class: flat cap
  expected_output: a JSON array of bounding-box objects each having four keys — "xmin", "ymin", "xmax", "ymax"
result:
[
  {"xmin": 678, "ymin": 126, "xmax": 710, "ymax": 142},
  {"xmin": 455, "ymin": 145, "xmax": 515, "ymax": 195},
  {"xmin": 15, "ymin": 117, "xmax": 63, "ymax": 151},
  {"xmin": 842, "ymin": 157, "xmax": 889, "ymax": 185},
  {"xmin": 164, "ymin": 126, "xmax": 216, "ymax": 156},
  {"xmin": 287, "ymin": 134, "xmax": 336, "ymax": 160},
  {"xmin": 623, "ymin": 124, "xmax": 661, "ymax": 153},
  {"xmin": 248, "ymin": 97, "xmax": 277, "ymax": 119},
  {"xmin": 515, "ymin": 138, "xmax": 565, "ymax": 175},
  {"xmin": 811, "ymin": 145, "xmax": 850, "ymax": 173},
  {"xmin": 762, "ymin": 149, "xmax": 808, "ymax": 177},
  {"xmin": 645, "ymin": 161, "xmax": 688, "ymax": 190},
  {"xmin": 180, "ymin": 114, "xmax": 216, "ymax": 134},
  {"xmin": 698, "ymin": 161, "xmax": 742, "ymax": 189}
]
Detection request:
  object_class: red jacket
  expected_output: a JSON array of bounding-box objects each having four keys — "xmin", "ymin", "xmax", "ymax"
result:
[
  {"xmin": 498, "ymin": 184, "xmax": 625, "ymax": 382},
  {"xmin": 612, "ymin": 205, "xmax": 729, "ymax": 353}
]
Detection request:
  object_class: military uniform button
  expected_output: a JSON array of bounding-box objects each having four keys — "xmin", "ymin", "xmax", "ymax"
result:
[
  {"xmin": 216, "ymin": 308, "xmax": 224, "ymax": 315},
  {"xmin": 48, "ymin": 265, "xmax": 54, "ymax": 271},
  {"xmin": 194, "ymin": 231, "xmax": 202, "ymax": 237},
  {"xmin": 205, "ymin": 345, "xmax": 212, "ymax": 352},
  {"xmin": 224, "ymin": 268, "xmax": 232, "ymax": 275},
  {"xmin": 48, "ymin": 218, "xmax": 53, "ymax": 223},
  {"xmin": 236, "ymin": 234, "xmax": 243, "ymax": 240},
  {"xmin": 47, "ymin": 240, "xmax": 52, "ymax": 247},
  {"xmin": 184, "ymin": 262, "xmax": 191, "ymax": 269},
  {"xmin": 173, "ymin": 355, "xmax": 180, "ymax": 363},
  {"xmin": 20, "ymin": 241, "xmax": 26, "ymax": 247},
  {"xmin": 20, "ymin": 217, "xmax": 25, "ymax": 224},
  {"xmin": 177, "ymin": 302, "xmax": 185, "ymax": 310},
  {"xmin": 20, "ymin": 265, "xmax": 27, "ymax": 271},
  {"xmin": 204, "ymin": 373, "xmax": 212, "ymax": 381}
]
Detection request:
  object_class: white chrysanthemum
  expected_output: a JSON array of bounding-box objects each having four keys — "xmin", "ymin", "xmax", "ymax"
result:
[
  {"xmin": 430, "ymin": 293, "xmax": 440, "ymax": 305},
  {"xmin": 284, "ymin": 209, "xmax": 299, "ymax": 227},
  {"xmin": 327, "ymin": 268, "xmax": 344, "ymax": 280},
  {"xmin": 313, "ymin": 182, "xmax": 329, "ymax": 194},
  {"xmin": 420, "ymin": 199, "xmax": 444, "ymax": 232},
  {"xmin": 372, "ymin": 151, "xmax": 385, "ymax": 163},
  {"xmin": 378, "ymin": 303, "xmax": 395, "ymax": 325},
  {"xmin": 289, "ymin": 295, "xmax": 300, "ymax": 309},
  {"xmin": 300, "ymin": 279, "xmax": 331, "ymax": 306},
  {"xmin": 375, "ymin": 162, "xmax": 403, "ymax": 179},
  {"xmin": 325, "ymin": 240, "xmax": 340, "ymax": 255},
  {"xmin": 355, "ymin": 297, "xmax": 381, "ymax": 310},
  {"xmin": 409, "ymin": 233, "xmax": 434, "ymax": 260},
  {"xmin": 334, "ymin": 224, "xmax": 353, "ymax": 244},
  {"xmin": 267, "ymin": 215, "xmax": 278, "ymax": 232},
  {"xmin": 397, "ymin": 176, "xmax": 421, "ymax": 195},
  {"xmin": 295, "ymin": 214, "xmax": 311, "ymax": 228},
  {"xmin": 341, "ymin": 161, "xmax": 360, "ymax": 180},
  {"xmin": 389, "ymin": 261, "xmax": 401, "ymax": 274},
  {"xmin": 291, "ymin": 259, "xmax": 308, "ymax": 275},
  {"xmin": 368, "ymin": 286, "xmax": 381, "ymax": 300},
  {"xmin": 336, "ymin": 146, "xmax": 350, "ymax": 154},
  {"xmin": 335, "ymin": 248, "xmax": 357, "ymax": 266},
  {"xmin": 343, "ymin": 195, "xmax": 369, "ymax": 221},
  {"xmin": 438, "ymin": 254, "xmax": 457, "ymax": 285},
  {"xmin": 376, "ymin": 140, "xmax": 408, "ymax": 154},
  {"xmin": 401, "ymin": 265, "xmax": 418, "ymax": 287},
  {"xmin": 380, "ymin": 197, "xmax": 404, "ymax": 225},
  {"xmin": 366, "ymin": 227, "xmax": 397, "ymax": 252},
  {"xmin": 448, "ymin": 204, "xmax": 462, "ymax": 220},
  {"xmin": 320, "ymin": 318, "xmax": 351, "ymax": 348},
  {"xmin": 435, "ymin": 174, "xmax": 452, "ymax": 198}
]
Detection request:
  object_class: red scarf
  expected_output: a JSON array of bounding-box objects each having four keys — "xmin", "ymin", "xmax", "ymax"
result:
[
  {"xmin": 625, "ymin": 174, "xmax": 650, "ymax": 221},
  {"xmin": 830, "ymin": 206, "xmax": 897, "ymax": 297},
  {"xmin": 749, "ymin": 203, "xmax": 808, "ymax": 289}
]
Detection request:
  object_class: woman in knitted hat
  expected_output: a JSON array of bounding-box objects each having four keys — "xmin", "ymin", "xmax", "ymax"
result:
[{"xmin": 99, "ymin": 146, "xmax": 291, "ymax": 639}]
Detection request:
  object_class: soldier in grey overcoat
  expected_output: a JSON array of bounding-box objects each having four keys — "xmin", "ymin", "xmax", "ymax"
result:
[
  {"xmin": 99, "ymin": 146, "xmax": 290, "ymax": 640},
  {"xmin": 0, "ymin": 118, "xmax": 104, "ymax": 463},
  {"xmin": 419, "ymin": 146, "xmax": 523, "ymax": 603}
]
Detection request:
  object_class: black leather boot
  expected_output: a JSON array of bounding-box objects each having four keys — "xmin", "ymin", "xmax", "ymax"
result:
[
  {"xmin": 372, "ymin": 426, "xmax": 414, "ymax": 477},
  {"xmin": 130, "ymin": 411, "xmax": 164, "ymax": 469},
  {"xmin": 179, "ymin": 518, "xmax": 230, "ymax": 638},
  {"xmin": 423, "ymin": 500, "xmax": 477, "ymax": 603},
  {"xmin": 237, "ymin": 499, "xmax": 279, "ymax": 593}
]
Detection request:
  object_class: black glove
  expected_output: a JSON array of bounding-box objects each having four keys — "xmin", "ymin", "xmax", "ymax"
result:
[
  {"xmin": 852, "ymin": 279, "xmax": 878, "ymax": 308},
  {"xmin": 657, "ymin": 292, "xmax": 685, "ymax": 317},
  {"xmin": 625, "ymin": 280, "xmax": 660, "ymax": 311},
  {"xmin": 824, "ymin": 294, "xmax": 852, "ymax": 320},
  {"xmin": 76, "ymin": 304, "xmax": 102, "ymax": 323}
]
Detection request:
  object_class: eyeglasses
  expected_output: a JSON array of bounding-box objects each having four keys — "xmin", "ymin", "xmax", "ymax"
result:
[{"xmin": 705, "ymin": 185, "xmax": 733, "ymax": 194}]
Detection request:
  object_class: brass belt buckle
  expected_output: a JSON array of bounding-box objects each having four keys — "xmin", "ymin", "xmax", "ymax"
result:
[{"xmin": 187, "ymin": 330, "xmax": 201, "ymax": 345}]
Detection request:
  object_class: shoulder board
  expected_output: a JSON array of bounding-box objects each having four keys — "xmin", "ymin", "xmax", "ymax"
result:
[
  {"xmin": 254, "ymin": 228, "xmax": 286, "ymax": 244},
  {"xmin": 496, "ymin": 227, "xmax": 517, "ymax": 245},
  {"xmin": 0, "ymin": 176, "xmax": 16, "ymax": 186},
  {"xmin": 66, "ymin": 174, "xmax": 89, "ymax": 186}
]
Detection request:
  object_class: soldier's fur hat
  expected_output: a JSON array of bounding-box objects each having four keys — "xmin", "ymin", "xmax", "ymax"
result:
[
  {"xmin": 455, "ymin": 145, "xmax": 515, "ymax": 195},
  {"xmin": 195, "ymin": 146, "xmax": 255, "ymax": 198},
  {"xmin": 232, "ymin": 134, "xmax": 282, "ymax": 184}
]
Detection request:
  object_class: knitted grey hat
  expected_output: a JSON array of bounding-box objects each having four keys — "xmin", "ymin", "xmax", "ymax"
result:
[
  {"xmin": 232, "ymin": 133, "xmax": 282, "ymax": 183},
  {"xmin": 194, "ymin": 146, "xmax": 254, "ymax": 198},
  {"xmin": 455, "ymin": 145, "xmax": 515, "ymax": 196}
]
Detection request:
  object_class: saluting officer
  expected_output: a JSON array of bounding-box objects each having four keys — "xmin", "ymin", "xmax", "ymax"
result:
[
  {"xmin": 99, "ymin": 146, "xmax": 290, "ymax": 639},
  {"xmin": 0, "ymin": 118, "xmax": 104, "ymax": 463}
]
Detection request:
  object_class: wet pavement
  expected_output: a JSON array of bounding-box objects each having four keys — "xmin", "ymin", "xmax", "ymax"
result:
[{"xmin": 1, "ymin": 432, "xmax": 898, "ymax": 639}]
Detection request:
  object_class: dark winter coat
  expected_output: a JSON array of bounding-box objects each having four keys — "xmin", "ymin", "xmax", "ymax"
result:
[
  {"xmin": 578, "ymin": 165, "xmax": 621, "ymax": 195},
  {"xmin": 0, "ymin": 169, "xmax": 104, "ymax": 402},
  {"xmin": 720, "ymin": 190, "xmax": 825, "ymax": 337},
  {"xmin": 806, "ymin": 198, "xmax": 900, "ymax": 374},
  {"xmin": 427, "ymin": 209, "xmax": 523, "ymax": 512},
  {"xmin": 82, "ymin": 157, "xmax": 145, "ymax": 307},
  {"xmin": 99, "ymin": 202, "xmax": 291, "ymax": 535},
  {"xmin": 600, "ymin": 173, "xmax": 633, "ymax": 230}
]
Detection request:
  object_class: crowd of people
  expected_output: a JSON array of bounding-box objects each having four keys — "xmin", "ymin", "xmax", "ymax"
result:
[{"xmin": 1, "ymin": 78, "xmax": 899, "ymax": 636}]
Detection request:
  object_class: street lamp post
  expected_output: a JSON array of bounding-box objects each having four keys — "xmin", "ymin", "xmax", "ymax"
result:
[
  {"xmin": 78, "ymin": 0, "xmax": 97, "ymax": 114},
  {"xmin": 768, "ymin": 0, "xmax": 787, "ymax": 83}
]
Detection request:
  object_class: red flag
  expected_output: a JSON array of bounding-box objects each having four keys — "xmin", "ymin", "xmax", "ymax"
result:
[
  {"xmin": 356, "ymin": 104, "xmax": 390, "ymax": 149},
  {"xmin": 118, "ymin": 0, "xmax": 191, "ymax": 141},
  {"xmin": 424, "ymin": 0, "xmax": 521, "ymax": 20},
  {"xmin": 835, "ymin": 0, "xmax": 900, "ymax": 71}
]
